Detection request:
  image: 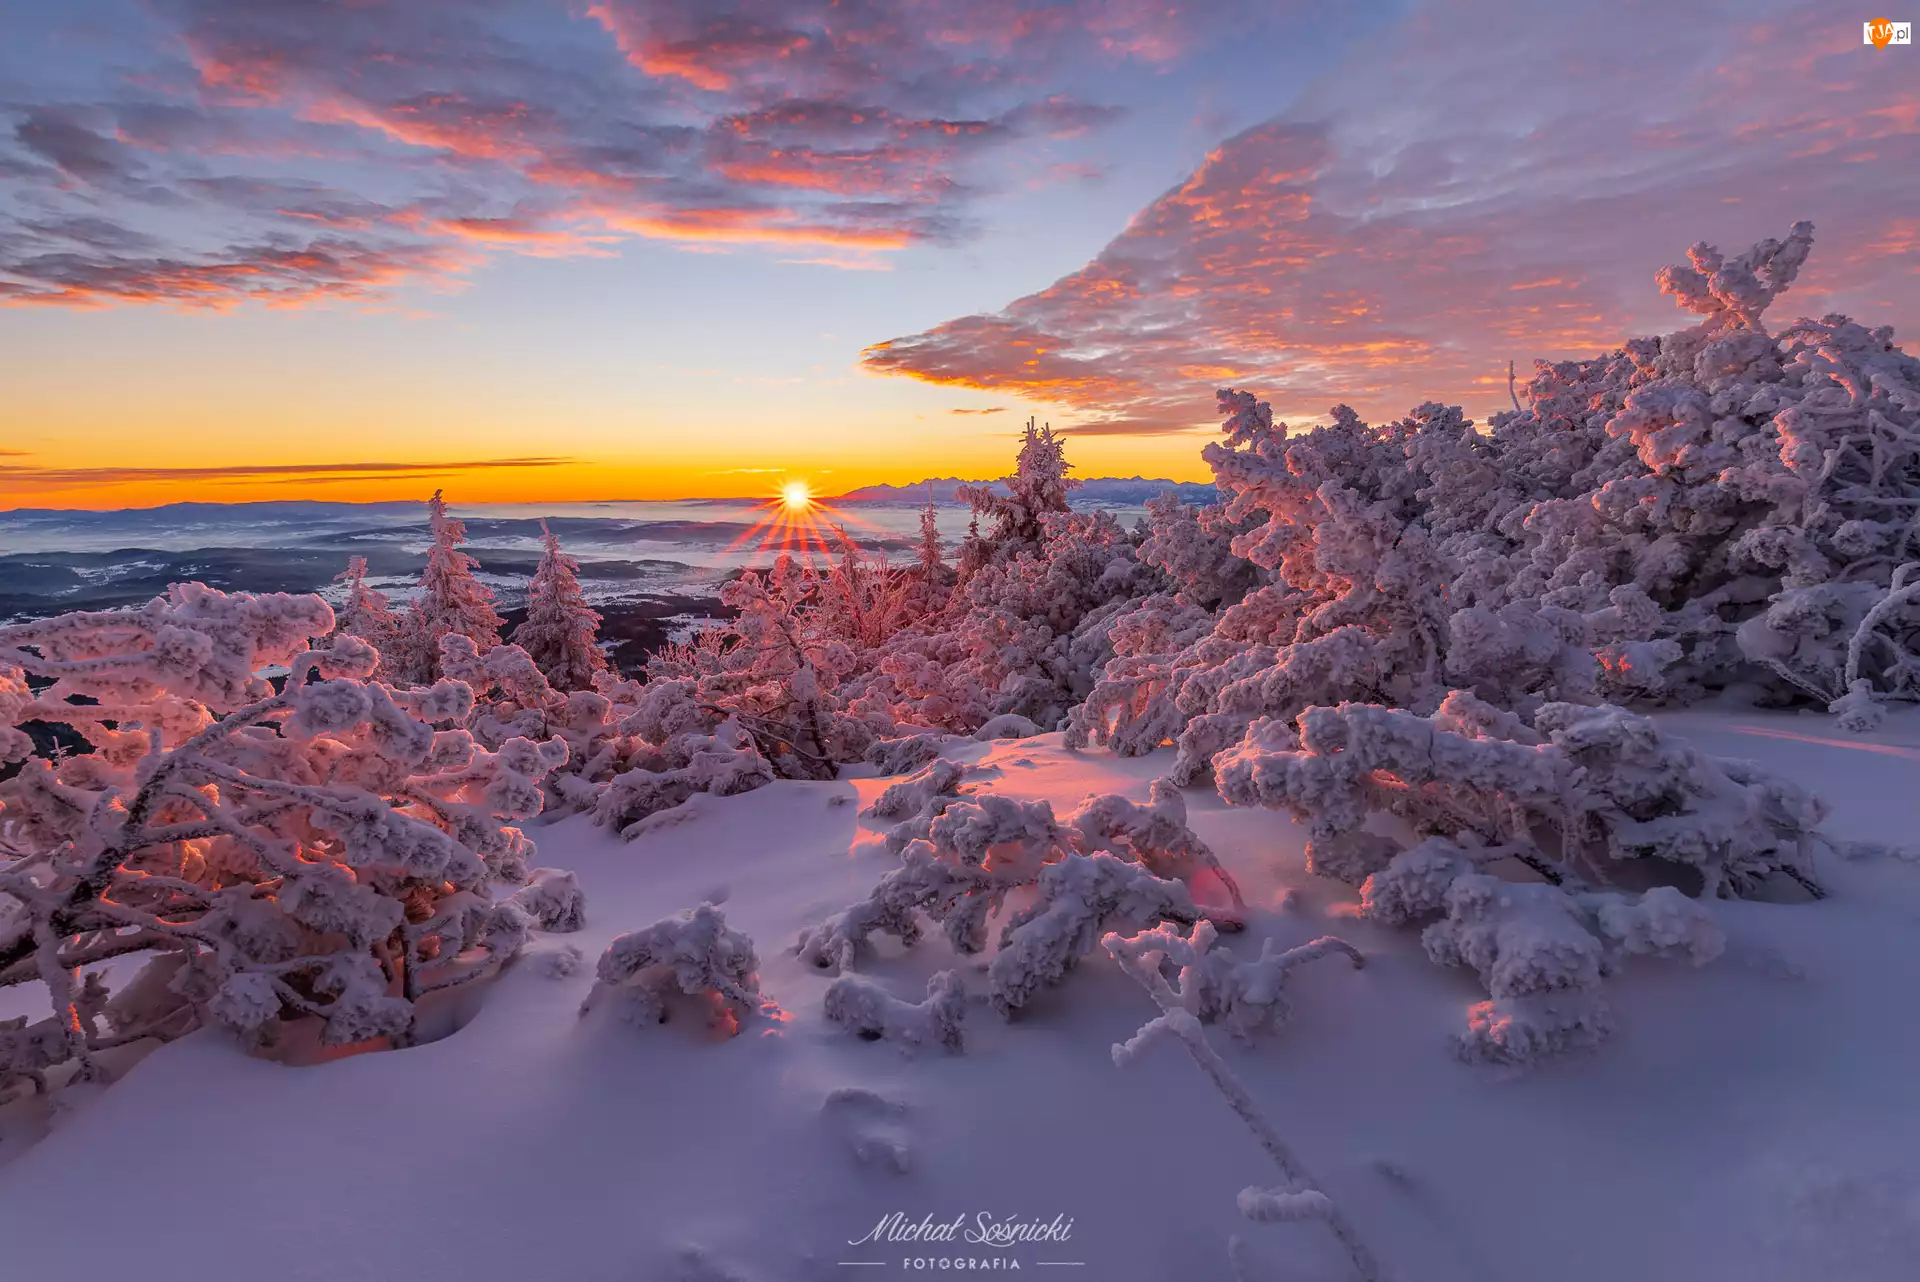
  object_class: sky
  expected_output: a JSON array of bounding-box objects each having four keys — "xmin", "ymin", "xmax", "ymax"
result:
[{"xmin": 1, "ymin": 0, "xmax": 1915, "ymax": 510}]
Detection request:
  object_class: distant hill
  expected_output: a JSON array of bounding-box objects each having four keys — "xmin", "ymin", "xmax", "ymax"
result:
[{"xmin": 832, "ymin": 476, "xmax": 1218, "ymax": 505}]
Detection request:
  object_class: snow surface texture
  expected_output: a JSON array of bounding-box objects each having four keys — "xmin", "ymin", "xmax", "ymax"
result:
[{"xmin": 5, "ymin": 723, "xmax": 1918, "ymax": 1282}]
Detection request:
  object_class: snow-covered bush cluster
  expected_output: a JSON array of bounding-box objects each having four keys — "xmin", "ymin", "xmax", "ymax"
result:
[
  {"xmin": 1076, "ymin": 223, "xmax": 1919, "ymax": 763},
  {"xmin": 0, "ymin": 586, "xmax": 579, "ymax": 1095},
  {"xmin": 1050, "ymin": 221, "xmax": 1912, "ymax": 1060},
  {"xmin": 329, "ymin": 498, "xmax": 785, "ymax": 839},
  {"xmin": 798, "ymin": 755, "xmax": 1243, "ymax": 1018}
]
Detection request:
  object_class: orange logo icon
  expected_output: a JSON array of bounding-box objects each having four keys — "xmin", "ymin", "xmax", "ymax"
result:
[{"xmin": 1863, "ymin": 17, "xmax": 1912, "ymax": 47}]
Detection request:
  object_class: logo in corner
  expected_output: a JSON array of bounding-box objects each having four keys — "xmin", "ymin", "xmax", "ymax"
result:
[{"xmin": 1864, "ymin": 18, "xmax": 1912, "ymax": 47}]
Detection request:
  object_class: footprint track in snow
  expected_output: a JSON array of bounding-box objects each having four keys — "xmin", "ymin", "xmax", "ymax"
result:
[{"xmin": 821, "ymin": 1086, "xmax": 913, "ymax": 1174}]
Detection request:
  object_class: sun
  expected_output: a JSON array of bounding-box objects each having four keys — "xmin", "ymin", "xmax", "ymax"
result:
[{"xmin": 781, "ymin": 481, "xmax": 812, "ymax": 511}]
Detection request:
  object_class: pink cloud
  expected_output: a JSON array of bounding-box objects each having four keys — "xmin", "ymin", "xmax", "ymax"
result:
[
  {"xmin": 864, "ymin": 0, "xmax": 1920, "ymax": 432},
  {"xmin": 0, "ymin": 237, "xmax": 477, "ymax": 310},
  {"xmin": 6, "ymin": 0, "xmax": 1196, "ymax": 306}
]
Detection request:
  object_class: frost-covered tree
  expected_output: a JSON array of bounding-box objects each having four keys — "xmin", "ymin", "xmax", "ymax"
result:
[
  {"xmin": 332, "ymin": 556, "xmax": 401, "ymax": 670},
  {"xmin": 846, "ymin": 504, "xmax": 1164, "ymax": 735},
  {"xmin": 388, "ymin": 491, "xmax": 505, "ymax": 686},
  {"xmin": 0, "ymin": 586, "xmax": 569, "ymax": 1093},
  {"xmin": 645, "ymin": 559, "xmax": 872, "ymax": 779},
  {"xmin": 511, "ymin": 521, "xmax": 608, "ymax": 691},
  {"xmin": 958, "ymin": 417, "xmax": 1080, "ymax": 555},
  {"xmin": 956, "ymin": 513, "xmax": 990, "ymax": 583},
  {"xmin": 909, "ymin": 496, "xmax": 952, "ymax": 614},
  {"xmin": 815, "ymin": 529, "xmax": 917, "ymax": 653}
]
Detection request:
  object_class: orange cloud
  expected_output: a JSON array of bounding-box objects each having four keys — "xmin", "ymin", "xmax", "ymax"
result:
[
  {"xmin": 596, "ymin": 206, "xmax": 913, "ymax": 250},
  {"xmin": 0, "ymin": 458, "xmax": 571, "ymax": 487}
]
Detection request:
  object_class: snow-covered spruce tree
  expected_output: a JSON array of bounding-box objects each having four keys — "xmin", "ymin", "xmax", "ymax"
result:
[
  {"xmin": 331, "ymin": 556, "xmax": 401, "ymax": 673},
  {"xmin": 511, "ymin": 520, "xmax": 609, "ymax": 692},
  {"xmin": 1068, "ymin": 394, "xmax": 1454, "ymax": 778},
  {"xmin": 956, "ymin": 513, "xmax": 990, "ymax": 583},
  {"xmin": 957, "ymin": 417, "xmax": 1080, "ymax": 556},
  {"xmin": 0, "ymin": 586, "xmax": 569, "ymax": 1093},
  {"xmin": 387, "ymin": 490, "xmax": 506, "ymax": 686},
  {"xmin": 1429, "ymin": 220, "xmax": 1920, "ymax": 711},
  {"xmin": 908, "ymin": 496, "xmax": 953, "ymax": 614}
]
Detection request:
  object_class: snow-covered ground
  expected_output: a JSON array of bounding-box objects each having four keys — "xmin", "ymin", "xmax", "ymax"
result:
[{"xmin": 2, "ymin": 712, "xmax": 1916, "ymax": 1282}]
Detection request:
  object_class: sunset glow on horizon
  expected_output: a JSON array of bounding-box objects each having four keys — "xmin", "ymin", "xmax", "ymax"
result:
[{"xmin": 2, "ymin": 0, "xmax": 1916, "ymax": 511}]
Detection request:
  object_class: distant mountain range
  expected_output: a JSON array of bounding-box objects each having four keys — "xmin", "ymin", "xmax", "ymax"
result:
[{"xmin": 831, "ymin": 477, "xmax": 1217, "ymax": 505}]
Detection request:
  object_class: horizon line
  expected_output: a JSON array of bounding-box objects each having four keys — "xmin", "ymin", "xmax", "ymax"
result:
[{"xmin": 0, "ymin": 476, "xmax": 1217, "ymax": 517}]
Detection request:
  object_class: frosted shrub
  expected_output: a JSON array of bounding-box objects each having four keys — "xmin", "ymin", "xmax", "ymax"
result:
[
  {"xmin": 581, "ymin": 903, "xmax": 759, "ymax": 1035},
  {"xmin": 861, "ymin": 756, "xmax": 969, "ymax": 822},
  {"xmin": 988, "ymin": 853, "xmax": 1198, "ymax": 1015},
  {"xmin": 795, "ymin": 840, "xmax": 997, "ymax": 972},
  {"xmin": 863, "ymin": 730, "xmax": 957, "ymax": 776},
  {"xmin": 823, "ymin": 970, "xmax": 966, "ymax": 1053},
  {"xmin": 0, "ymin": 587, "xmax": 571, "ymax": 1092},
  {"xmin": 590, "ymin": 717, "xmax": 774, "ymax": 838},
  {"xmin": 1062, "ymin": 778, "xmax": 1247, "ymax": 920},
  {"xmin": 1109, "ymin": 919, "xmax": 1365, "ymax": 1044},
  {"xmin": 1357, "ymin": 836, "xmax": 1725, "ymax": 1062},
  {"xmin": 513, "ymin": 665, "xmax": 777, "ymax": 835},
  {"xmin": 799, "ymin": 795, "xmax": 1069, "ymax": 973},
  {"xmin": 509, "ymin": 868, "xmax": 587, "ymax": 933},
  {"xmin": 973, "ymin": 713, "xmax": 1040, "ymax": 740},
  {"xmin": 1215, "ymin": 694, "xmax": 1830, "ymax": 898},
  {"xmin": 800, "ymin": 783, "xmax": 1226, "ymax": 1009}
]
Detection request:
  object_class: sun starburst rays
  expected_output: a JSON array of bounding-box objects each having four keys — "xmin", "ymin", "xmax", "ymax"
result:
[{"xmin": 721, "ymin": 480, "xmax": 891, "ymax": 569}]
